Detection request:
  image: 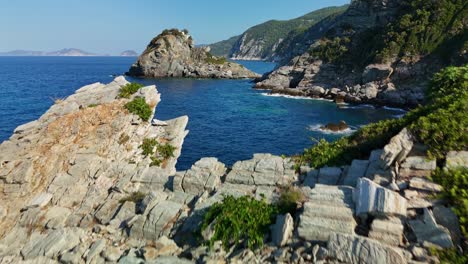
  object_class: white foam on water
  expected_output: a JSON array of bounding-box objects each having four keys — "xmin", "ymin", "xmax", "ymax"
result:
[
  {"xmin": 307, "ymin": 124, "xmax": 357, "ymax": 135},
  {"xmin": 383, "ymin": 106, "xmax": 407, "ymax": 112},
  {"xmin": 261, "ymin": 93, "xmax": 333, "ymax": 101}
]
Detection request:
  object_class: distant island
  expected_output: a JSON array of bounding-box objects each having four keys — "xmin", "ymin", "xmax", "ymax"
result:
[
  {"xmin": 120, "ymin": 50, "xmax": 138, "ymax": 57},
  {"xmin": 0, "ymin": 48, "xmax": 140, "ymax": 57}
]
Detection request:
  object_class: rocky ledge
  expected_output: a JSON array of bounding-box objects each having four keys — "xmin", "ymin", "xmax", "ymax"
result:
[
  {"xmin": 127, "ymin": 29, "xmax": 260, "ymax": 79},
  {"xmin": 0, "ymin": 78, "xmax": 466, "ymax": 263}
]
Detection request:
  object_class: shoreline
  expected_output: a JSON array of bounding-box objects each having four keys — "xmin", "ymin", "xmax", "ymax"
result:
[{"xmin": 255, "ymin": 86, "xmax": 414, "ymax": 111}]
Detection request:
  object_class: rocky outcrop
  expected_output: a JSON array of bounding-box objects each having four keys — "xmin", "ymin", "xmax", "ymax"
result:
[
  {"xmin": 127, "ymin": 29, "xmax": 259, "ymax": 79},
  {"xmin": 320, "ymin": 120, "xmax": 349, "ymax": 132},
  {"xmin": 0, "ymin": 77, "xmax": 190, "ymax": 263},
  {"xmin": 255, "ymin": 0, "xmax": 465, "ymax": 107},
  {"xmin": 0, "ymin": 77, "xmax": 462, "ymax": 263}
]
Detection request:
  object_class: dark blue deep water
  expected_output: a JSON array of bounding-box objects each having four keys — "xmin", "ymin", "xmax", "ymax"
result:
[{"xmin": 0, "ymin": 57, "xmax": 404, "ymax": 169}]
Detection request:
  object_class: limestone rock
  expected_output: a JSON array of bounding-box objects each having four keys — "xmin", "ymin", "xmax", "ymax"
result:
[
  {"xmin": 362, "ymin": 64, "xmax": 393, "ymax": 83},
  {"xmin": 317, "ymin": 167, "xmax": 342, "ymax": 185},
  {"xmin": 271, "ymin": 213, "xmax": 294, "ymax": 247},
  {"xmin": 401, "ymin": 156, "xmax": 436, "ymax": 171},
  {"xmin": 86, "ymin": 239, "xmax": 106, "ymax": 262},
  {"xmin": 173, "ymin": 158, "xmax": 226, "ymax": 195},
  {"xmin": 368, "ymin": 216, "xmax": 404, "ymax": 246},
  {"xmin": 409, "ymin": 177, "xmax": 443, "ymax": 192},
  {"xmin": 445, "ymin": 151, "xmax": 468, "ymax": 169},
  {"xmin": 26, "ymin": 193, "xmax": 53, "ymax": 209},
  {"xmin": 21, "ymin": 228, "xmax": 84, "ymax": 259},
  {"xmin": 225, "ymin": 154, "xmax": 297, "ymax": 186},
  {"xmin": 380, "ymin": 128, "xmax": 414, "ymax": 169},
  {"xmin": 127, "ymin": 29, "xmax": 259, "ymax": 79},
  {"xmin": 354, "ymin": 178, "xmax": 407, "ymax": 217},
  {"xmin": 408, "ymin": 208, "xmax": 453, "ymax": 248},
  {"xmin": 327, "ymin": 233, "xmax": 405, "ymax": 264},
  {"xmin": 343, "ymin": 160, "xmax": 369, "ymax": 187},
  {"xmin": 297, "ymin": 185, "xmax": 356, "ymax": 242},
  {"xmin": 433, "ymin": 205, "xmax": 463, "ymax": 246}
]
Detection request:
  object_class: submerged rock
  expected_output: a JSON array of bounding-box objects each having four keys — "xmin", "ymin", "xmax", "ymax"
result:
[{"xmin": 320, "ymin": 121, "xmax": 349, "ymax": 132}]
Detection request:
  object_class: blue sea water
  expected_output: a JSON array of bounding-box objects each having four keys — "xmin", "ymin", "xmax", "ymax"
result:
[{"xmin": 0, "ymin": 57, "xmax": 403, "ymax": 170}]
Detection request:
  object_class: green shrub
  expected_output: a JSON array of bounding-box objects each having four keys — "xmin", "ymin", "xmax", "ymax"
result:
[
  {"xmin": 429, "ymin": 247, "xmax": 468, "ymax": 264},
  {"xmin": 277, "ymin": 187, "xmax": 305, "ymax": 215},
  {"xmin": 140, "ymin": 138, "xmax": 158, "ymax": 156},
  {"xmin": 427, "ymin": 65, "xmax": 468, "ymax": 102},
  {"xmin": 202, "ymin": 195, "xmax": 278, "ymax": 250},
  {"xmin": 205, "ymin": 53, "xmax": 227, "ymax": 65},
  {"xmin": 157, "ymin": 144, "xmax": 176, "ymax": 160},
  {"xmin": 150, "ymin": 157, "xmax": 162, "ymax": 167},
  {"xmin": 125, "ymin": 97, "xmax": 152, "ymax": 121},
  {"xmin": 119, "ymin": 191, "xmax": 146, "ymax": 204},
  {"xmin": 88, "ymin": 103, "xmax": 98, "ymax": 108},
  {"xmin": 299, "ymin": 65, "xmax": 467, "ymax": 167},
  {"xmin": 139, "ymin": 139, "xmax": 176, "ymax": 167},
  {"xmin": 119, "ymin": 83, "xmax": 144, "ymax": 99},
  {"xmin": 309, "ymin": 37, "xmax": 350, "ymax": 63},
  {"xmin": 431, "ymin": 168, "xmax": 468, "ymax": 237},
  {"xmin": 409, "ymin": 97, "xmax": 468, "ymax": 159}
]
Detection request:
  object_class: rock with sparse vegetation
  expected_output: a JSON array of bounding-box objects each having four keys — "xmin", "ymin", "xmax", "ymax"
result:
[{"xmin": 127, "ymin": 29, "xmax": 260, "ymax": 79}]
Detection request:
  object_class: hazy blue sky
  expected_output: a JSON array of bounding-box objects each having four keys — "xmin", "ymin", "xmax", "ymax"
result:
[{"xmin": 0, "ymin": 0, "xmax": 350, "ymax": 55}]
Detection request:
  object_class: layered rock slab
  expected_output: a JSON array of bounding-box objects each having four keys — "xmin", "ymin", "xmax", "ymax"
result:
[{"xmin": 297, "ymin": 185, "xmax": 356, "ymax": 242}]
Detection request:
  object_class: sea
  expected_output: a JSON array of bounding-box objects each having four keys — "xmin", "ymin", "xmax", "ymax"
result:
[{"xmin": 0, "ymin": 57, "xmax": 405, "ymax": 169}]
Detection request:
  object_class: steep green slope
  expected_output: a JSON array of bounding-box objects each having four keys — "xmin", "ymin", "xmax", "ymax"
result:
[
  {"xmin": 207, "ymin": 35, "xmax": 239, "ymax": 58},
  {"xmin": 309, "ymin": 0, "xmax": 468, "ymax": 67},
  {"xmin": 208, "ymin": 5, "xmax": 348, "ymax": 60}
]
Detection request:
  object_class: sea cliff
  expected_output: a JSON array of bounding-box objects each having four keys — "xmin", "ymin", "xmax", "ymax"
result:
[{"xmin": 127, "ymin": 29, "xmax": 259, "ymax": 79}]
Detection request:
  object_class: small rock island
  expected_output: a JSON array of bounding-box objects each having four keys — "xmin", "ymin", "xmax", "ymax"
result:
[{"xmin": 127, "ymin": 29, "xmax": 260, "ymax": 79}]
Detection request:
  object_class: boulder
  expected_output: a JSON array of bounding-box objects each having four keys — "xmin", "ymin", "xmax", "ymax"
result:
[
  {"xmin": 225, "ymin": 154, "xmax": 297, "ymax": 186},
  {"xmin": 297, "ymin": 185, "xmax": 356, "ymax": 242},
  {"xmin": 320, "ymin": 121, "xmax": 349, "ymax": 132},
  {"xmin": 362, "ymin": 64, "xmax": 393, "ymax": 83},
  {"xmin": 327, "ymin": 233, "xmax": 405, "ymax": 264},
  {"xmin": 432, "ymin": 205, "xmax": 463, "ymax": 246},
  {"xmin": 343, "ymin": 160, "xmax": 369, "ymax": 187},
  {"xmin": 368, "ymin": 216, "xmax": 404, "ymax": 246},
  {"xmin": 361, "ymin": 82, "xmax": 379, "ymax": 99},
  {"xmin": 317, "ymin": 167, "xmax": 342, "ymax": 185},
  {"xmin": 408, "ymin": 208, "xmax": 453, "ymax": 248},
  {"xmin": 271, "ymin": 213, "xmax": 294, "ymax": 247},
  {"xmin": 401, "ymin": 156, "xmax": 436, "ymax": 171},
  {"xmin": 173, "ymin": 158, "xmax": 226, "ymax": 195},
  {"xmin": 409, "ymin": 177, "xmax": 443, "ymax": 192},
  {"xmin": 445, "ymin": 151, "xmax": 468, "ymax": 169},
  {"xmin": 354, "ymin": 178, "xmax": 407, "ymax": 217},
  {"xmin": 380, "ymin": 128, "xmax": 414, "ymax": 169}
]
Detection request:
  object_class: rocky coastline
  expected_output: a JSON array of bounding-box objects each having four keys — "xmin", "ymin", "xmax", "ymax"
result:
[
  {"xmin": 0, "ymin": 77, "xmax": 465, "ymax": 263},
  {"xmin": 127, "ymin": 29, "xmax": 260, "ymax": 79}
]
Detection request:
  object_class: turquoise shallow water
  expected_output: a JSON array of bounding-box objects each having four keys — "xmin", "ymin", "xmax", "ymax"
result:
[{"xmin": 0, "ymin": 57, "xmax": 403, "ymax": 169}]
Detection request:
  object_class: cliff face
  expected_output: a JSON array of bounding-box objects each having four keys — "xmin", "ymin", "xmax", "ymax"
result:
[
  {"xmin": 256, "ymin": 0, "xmax": 468, "ymax": 107},
  {"xmin": 209, "ymin": 6, "xmax": 348, "ymax": 61},
  {"xmin": 127, "ymin": 29, "xmax": 259, "ymax": 79}
]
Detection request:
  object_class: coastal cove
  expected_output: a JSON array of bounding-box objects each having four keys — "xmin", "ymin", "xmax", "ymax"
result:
[{"xmin": 0, "ymin": 57, "xmax": 403, "ymax": 170}]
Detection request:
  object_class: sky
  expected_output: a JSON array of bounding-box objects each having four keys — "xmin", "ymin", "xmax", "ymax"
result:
[{"xmin": 0, "ymin": 0, "xmax": 350, "ymax": 55}]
